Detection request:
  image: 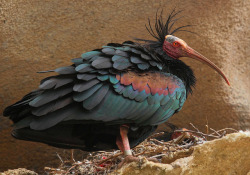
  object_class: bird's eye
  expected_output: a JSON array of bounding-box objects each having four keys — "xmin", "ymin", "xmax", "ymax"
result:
[{"xmin": 173, "ymin": 42, "xmax": 180, "ymax": 47}]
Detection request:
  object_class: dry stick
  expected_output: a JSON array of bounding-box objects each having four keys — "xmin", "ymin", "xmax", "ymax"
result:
[
  {"xmin": 44, "ymin": 167, "xmax": 64, "ymax": 172},
  {"xmin": 134, "ymin": 150, "xmax": 147, "ymax": 157},
  {"xmin": 190, "ymin": 123, "xmax": 200, "ymax": 132},
  {"xmin": 135, "ymin": 144, "xmax": 179, "ymax": 158},
  {"xmin": 175, "ymin": 127, "xmax": 238, "ymax": 140},
  {"xmin": 149, "ymin": 138, "xmax": 166, "ymax": 145},
  {"xmin": 189, "ymin": 123, "xmax": 206, "ymax": 141},
  {"xmin": 97, "ymin": 152, "xmax": 123, "ymax": 165},
  {"xmin": 65, "ymin": 161, "xmax": 85, "ymax": 174},
  {"xmin": 178, "ymin": 142, "xmax": 194, "ymax": 149},
  {"xmin": 65, "ymin": 165, "xmax": 77, "ymax": 174},
  {"xmin": 135, "ymin": 151, "xmax": 161, "ymax": 157},
  {"xmin": 210, "ymin": 128, "xmax": 238, "ymax": 135},
  {"xmin": 205, "ymin": 115, "xmax": 209, "ymax": 140},
  {"xmin": 56, "ymin": 152, "xmax": 64, "ymax": 164},
  {"xmin": 174, "ymin": 129, "xmax": 221, "ymax": 139},
  {"xmin": 209, "ymin": 128, "xmax": 222, "ymax": 137},
  {"xmin": 149, "ymin": 153, "xmax": 166, "ymax": 159},
  {"xmin": 142, "ymin": 143, "xmax": 161, "ymax": 147},
  {"xmin": 147, "ymin": 132, "xmax": 165, "ymax": 140}
]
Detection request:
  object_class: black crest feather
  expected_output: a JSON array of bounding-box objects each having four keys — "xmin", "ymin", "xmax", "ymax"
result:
[{"xmin": 135, "ymin": 8, "xmax": 196, "ymax": 48}]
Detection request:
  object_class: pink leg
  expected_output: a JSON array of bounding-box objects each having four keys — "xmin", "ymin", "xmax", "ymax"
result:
[
  {"xmin": 116, "ymin": 125, "xmax": 132, "ymax": 156},
  {"xmin": 116, "ymin": 125, "xmax": 159, "ymax": 168},
  {"xmin": 116, "ymin": 136, "xmax": 124, "ymax": 152}
]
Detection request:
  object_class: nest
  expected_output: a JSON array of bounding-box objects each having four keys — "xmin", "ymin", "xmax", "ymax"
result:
[{"xmin": 44, "ymin": 124, "xmax": 237, "ymax": 175}]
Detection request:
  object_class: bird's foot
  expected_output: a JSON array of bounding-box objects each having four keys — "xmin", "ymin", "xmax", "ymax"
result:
[{"xmin": 118, "ymin": 155, "xmax": 159, "ymax": 168}]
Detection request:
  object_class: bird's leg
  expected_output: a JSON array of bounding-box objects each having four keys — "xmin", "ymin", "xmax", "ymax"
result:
[
  {"xmin": 116, "ymin": 136, "xmax": 124, "ymax": 152},
  {"xmin": 119, "ymin": 125, "xmax": 132, "ymax": 156},
  {"xmin": 116, "ymin": 125, "xmax": 139, "ymax": 168},
  {"xmin": 117, "ymin": 125, "xmax": 159, "ymax": 168}
]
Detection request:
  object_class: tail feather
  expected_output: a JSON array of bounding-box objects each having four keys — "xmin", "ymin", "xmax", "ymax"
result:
[{"xmin": 3, "ymin": 89, "xmax": 43, "ymax": 123}]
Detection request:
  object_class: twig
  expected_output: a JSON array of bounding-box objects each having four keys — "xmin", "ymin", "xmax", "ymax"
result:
[
  {"xmin": 205, "ymin": 115, "xmax": 209, "ymax": 140},
  {"xmin": 97, "ymin": 152, "xmax": 123, "ymax": 165},
  {"xmin": 149, "ymin": 138, "xmax": 167, "ymax": 145},
  {"xmin": 65, "ymin": 161, "xmax": 84, "ymax": 174},
  {"xmin": 149, "ymin": 154, "xmax": 166, "ymax": 159},
  {"xmin": 190, "ymin": 123, "xmax": 200, "ymax": 132},
  {"xmin": 147, "ymin": 132, "xmax": 165, "ymax": 140},
  {"xmin": 174, "ymin": 129, "xmax": 221, "ymax": 139},
  {"xmin": 211, "ymin": 128, "xmax": 238, "ymax": 134},
  {"xmin": 178, "ymin": 142, "xmax": 194, "ymax": 149},
  {"xmin": 134, "ymin": 150, "xmax": 147, "ymax": 157},
  {"xmin": 209, "ymin": 128, "xmax": 221, "ymax": 137},
  {"xmin": 56, "ymin": 152, "xmax": 64, "ymax": 164}
]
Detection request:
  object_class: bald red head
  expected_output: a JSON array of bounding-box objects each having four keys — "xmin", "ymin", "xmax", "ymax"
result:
[{"xmin": 163, "ymin": 35, "xmax": 230, "ymax": 86}]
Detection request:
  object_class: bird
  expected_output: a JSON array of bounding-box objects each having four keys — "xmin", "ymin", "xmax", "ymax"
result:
[{"xmin": 3, "ymin": 9, "xmax": 229, "ymax": 162}]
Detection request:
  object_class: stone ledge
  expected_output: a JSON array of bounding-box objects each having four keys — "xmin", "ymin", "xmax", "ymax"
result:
[{"xmin": 116, "ymin": 131, "xmax": 250, "ymax": 175}]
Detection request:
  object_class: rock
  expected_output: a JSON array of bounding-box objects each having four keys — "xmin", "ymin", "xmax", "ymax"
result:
[
  {"xmin": 161, "ymin": 149, "xmax": 193, "ymax": 164},
  {"xmin": 1, "ymin": 168, "xmax": 37, "ymax": 175},
  {"xmin": 117, "ymin": 131, "xmax": 250, "ymax": 175}
]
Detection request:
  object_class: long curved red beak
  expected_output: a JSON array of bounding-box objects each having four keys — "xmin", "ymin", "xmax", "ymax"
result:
[{"xmin": 184, "ymin": 46, "xmax": 230, "ymax": 86}]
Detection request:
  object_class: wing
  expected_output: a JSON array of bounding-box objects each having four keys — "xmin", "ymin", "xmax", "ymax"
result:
[{"xmin": 4, "ymin": 41, "xmax": 186, "ymax": 130}]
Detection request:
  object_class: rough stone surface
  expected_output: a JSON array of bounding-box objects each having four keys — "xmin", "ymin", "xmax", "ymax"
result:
[
  {"xmin": 0, "ymin": 0, "xmax": 249, "ymax": 173},
  {"xmin": 117, "ymin": 131, "xmax": 250, "ymax": 175},
  {"xmin": 1, "ymin": 168, "xmax": 37, "ymax": 175}
]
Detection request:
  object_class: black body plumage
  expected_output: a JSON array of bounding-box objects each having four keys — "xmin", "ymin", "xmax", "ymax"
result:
[{"xmin": 3, "ymin": 9, "xmax": 196, "ymax": 151}]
